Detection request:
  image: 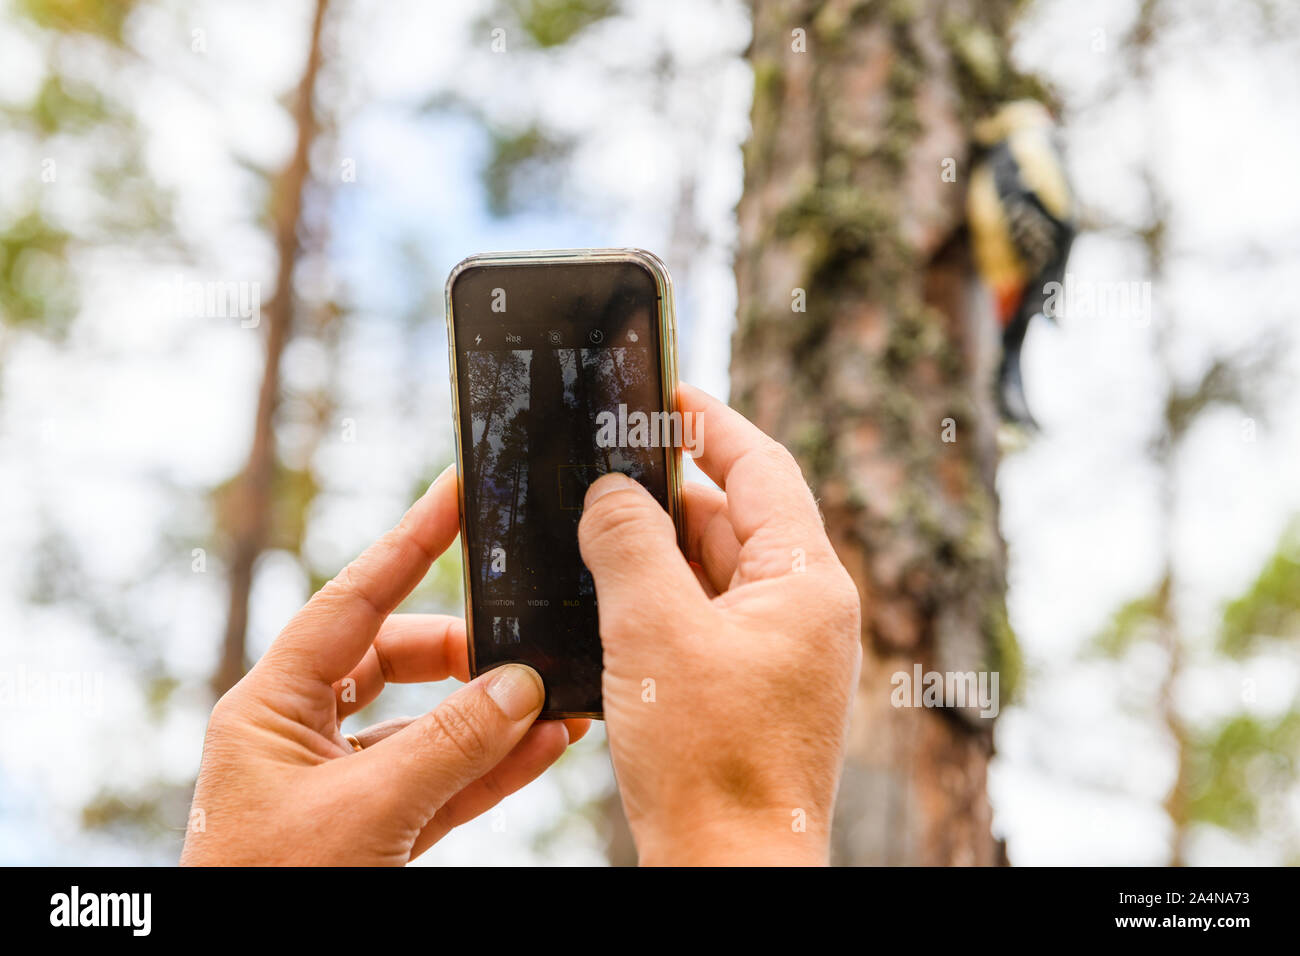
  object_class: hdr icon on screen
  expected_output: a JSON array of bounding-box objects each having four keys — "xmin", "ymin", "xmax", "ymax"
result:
[{"xmin": 49, "ymin": 886, "xmax": 151, "ymax": 937}]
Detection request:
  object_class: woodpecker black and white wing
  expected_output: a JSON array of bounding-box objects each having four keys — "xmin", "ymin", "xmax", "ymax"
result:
[{"xmin": 988, "ymin": 134, "xmax": 1075, "ymax": 284}]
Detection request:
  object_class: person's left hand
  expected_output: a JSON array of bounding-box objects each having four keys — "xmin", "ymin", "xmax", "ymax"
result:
[{"xmin": 181, "ymin": 466, "xmax": 588, "ymax": 866}]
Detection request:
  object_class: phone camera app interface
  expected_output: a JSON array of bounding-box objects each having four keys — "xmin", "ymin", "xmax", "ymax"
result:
[{"xmin": 452, "ymin": 260, "xmax": 670, "ymax": 714}]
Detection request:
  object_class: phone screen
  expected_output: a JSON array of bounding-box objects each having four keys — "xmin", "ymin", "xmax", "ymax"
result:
[{"xmin": 449, "ymin": 259, "xmax": 673, "ymax": 716}]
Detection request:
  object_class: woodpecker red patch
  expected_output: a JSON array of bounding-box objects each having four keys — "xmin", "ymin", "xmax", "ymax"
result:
[{"xmin": 996, "ymin": 284, "xmax": 1024, "ymax": 327}]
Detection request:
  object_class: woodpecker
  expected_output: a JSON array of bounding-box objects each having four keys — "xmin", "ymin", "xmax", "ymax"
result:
[{"xmin": 966, "ymin": 100, "xmax": 1076, "ymax": 429}]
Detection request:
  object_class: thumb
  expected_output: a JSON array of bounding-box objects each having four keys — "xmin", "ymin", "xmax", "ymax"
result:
[
  {"xmin": 359, "ymin": 663, "xmax": 545, "ymax": 818},
  {"xmin": 577, "ymin": 472, "xmax": 706, "ymax": 639}
]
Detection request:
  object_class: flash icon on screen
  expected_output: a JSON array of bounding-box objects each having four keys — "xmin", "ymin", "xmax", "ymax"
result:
[{"xmin": 475, "ymin": 334, "xmax": 482, "ymax": 345}]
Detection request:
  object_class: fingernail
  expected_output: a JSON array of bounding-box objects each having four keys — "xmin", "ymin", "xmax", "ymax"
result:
[
  {"xmin": 584, "ymin": 471, "xmax": 647, "ymax": 508},
  {"xmin": 485, "ymin": 663, "xmax": 544, "ymax": 720}
]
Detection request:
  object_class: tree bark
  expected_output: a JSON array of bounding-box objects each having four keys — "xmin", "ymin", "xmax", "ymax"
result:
[
  {"xmin": 734, "ymin": 0, "xmax": 1023, "ymax": 865},
  {"xmin": 214, "ymin": 0, "xmax": 330, "ymax": 698}
]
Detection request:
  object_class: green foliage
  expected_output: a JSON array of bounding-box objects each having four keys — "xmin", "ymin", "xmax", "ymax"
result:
[
  {"xmin": 91, "ymin": 136, "xmax": 174, "ymax": 233},
  {"xmin": 25, "ymin": 73, "xmax": 112, "ymax": 133},
  {"xmin": 0, "ymin": 211, "xmax": 76, "ymax": 330},
  {"xmin": 1088, "ymin": 590, "xmax": 1164, "ymax": 658},
  {"xmin": 209, "ymin": 461, "xmax": 319, "ymax": 558},
  {"xmin": 412, "ymin": 549, "xmax": 466, "ymax": 614},
  {"xmin": 482, "ymin": 125, "xmax": 573, "ymax": 217},
  {"xmin": 494, "ymin": 0, "xmax": 617, "ymax": 48},
  {"xmin": 1186, "ymin": 710, "xmax": 1300, "ymax": 834},
  {"xmin": 81, "ymin": 792, "xmax": 167, "ymax": 833},
  {"xmin": 268, "ymin": 463, "xmax": 320, "ymax": 555},
  {"xmin": 1, "ymin": 23, "xmax": 174, "ymax": 334},
  {"xmin": 81, "ymin": 780, "xmax": 191, "ymax": 840},
  {"xmin": 986, "ymin": 599, "xmax": 1023, "ymax": 702},
  {"xmin": 1219, "ymin": 523, "xmax": 1300, "ymax": 656},
  {"xmin": 145, "ymin": 672, "xmax": 180, "ymax": 720},
  {"xmin": 1094, "ymin": 521, "xmax": 1300, "ymax": 851},
  {"xmin": 15, "ymin": 0, "xmax": 136, "ymax": 43}
]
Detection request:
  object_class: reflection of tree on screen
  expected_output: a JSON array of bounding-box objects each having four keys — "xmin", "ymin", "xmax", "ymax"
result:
[
  {"xmin": 560, "ymin": 349, "xmax": 612, "ymax": 473},
  {"xmin": 467, "ymin": 350, "xmax": 531, "ymax": 598},
  {"xmin": 582, "ymin": 347, "xmax": 657, "ymax": 482},
  {"xmin": 523, "ymin": 343, "xmax": 577, "ymax": 604},
  {"xmin": 467, "ymin": 338, "xmax": 664, "ymax": 606}
]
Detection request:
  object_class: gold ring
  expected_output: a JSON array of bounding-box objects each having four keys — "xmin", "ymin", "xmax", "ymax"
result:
[{"xmin": 345, "ymin": 733, "xmax": 363, "ymax": 752}]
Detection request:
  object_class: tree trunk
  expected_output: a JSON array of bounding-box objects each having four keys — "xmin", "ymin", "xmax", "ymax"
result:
[
  {"xmin": 214, "ymin": 0, "xmax": 330, "ymax": 698},
  {"xmin": 734, "ymin": 0, "xmax": 1022, "ymax": 865}
]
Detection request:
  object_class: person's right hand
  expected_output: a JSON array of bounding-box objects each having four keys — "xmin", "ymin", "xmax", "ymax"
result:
[{"xmin": 578, "ymin": 384, "xmax": 862, "ymax": 865}]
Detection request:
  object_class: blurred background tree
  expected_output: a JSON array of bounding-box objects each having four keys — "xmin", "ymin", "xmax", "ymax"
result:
[
  {"xmin": 1, "ymin": 0, "xmax": 187, "ymax": 845},
  {"xmin": 1078, "ymin": 0, "xmax": 1300, "ymax": 866}
]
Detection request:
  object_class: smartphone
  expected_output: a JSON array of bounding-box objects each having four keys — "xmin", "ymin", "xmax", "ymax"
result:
[{"xmin": 445, "ymin": 249, "xmax": 684, "ymax": 719}]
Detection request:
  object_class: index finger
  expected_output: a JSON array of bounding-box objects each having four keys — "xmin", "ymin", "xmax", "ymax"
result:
[
  {"xmin": 264, "ymin": 464, "xmax": 461, "ymax": 683},
  {"xmin": 677, "ymin": 383, "xmax": 826, "ymax": 550}
]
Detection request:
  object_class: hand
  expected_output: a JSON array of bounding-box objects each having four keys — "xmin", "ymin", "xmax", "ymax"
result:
[
  {"xmin": 181, "ymin": 467, "xmax": 588, "ymax": 866},
  {"xmin": 578, "ymin": 384, "xmax": 862, "ymax": 865}
]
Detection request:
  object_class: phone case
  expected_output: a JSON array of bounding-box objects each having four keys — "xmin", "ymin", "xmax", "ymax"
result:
[{"xmin": 444, "ymin": 248, "xmax": 685, "ymax": 719}]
